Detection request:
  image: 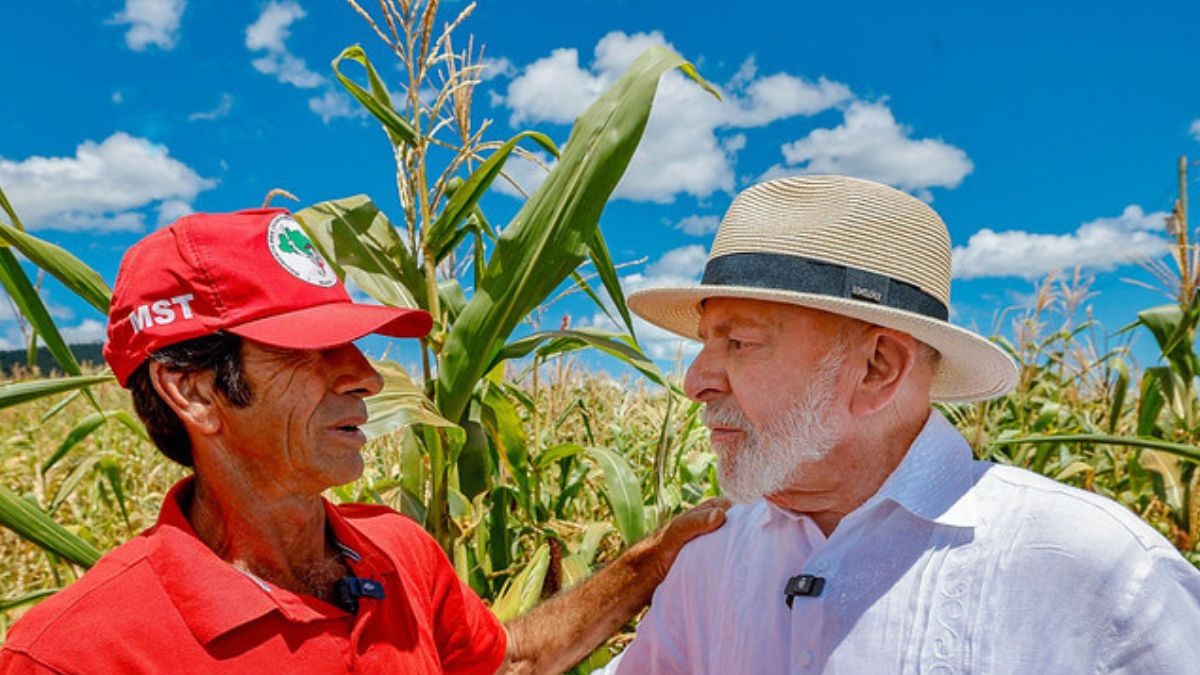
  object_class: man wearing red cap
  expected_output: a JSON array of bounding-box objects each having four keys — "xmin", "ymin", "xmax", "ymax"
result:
[{"xmin": 0, "ymin": 209, "xmax": 729, "ymax": 674}]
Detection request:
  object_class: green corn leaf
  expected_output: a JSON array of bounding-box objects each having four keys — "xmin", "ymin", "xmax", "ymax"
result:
[
  {"xmin": 994, "ymin": 433, "xmax": 1200, "ymax": 463},
  {"xmin": 1140, "ymin": 450, "xmax": 1185, "ymax": 513},
  {"xmin": 48, "ymin": 456, "xmax": 101, "ymax": 514},
  {"xmin": 585, "ymin": 447, "xmax": 646, "ymax": 546},
  {"xmin": 331, "ymin": 45, "xmax": 417, "ymax": 147},
  {"xmin": 437, "ymin": 279, "xmax": 468, "ymax": 323},
  {"xmin": 585, "ymin": 231, "xmax": 637, "ymax": 339},
  {"xmin": 0, "ymin": 485, "xmax": 100, "ymax": 568},
  {"xmin": 0, "ymin": 182, "xmax": 28, "ymax": 231},
  {"xmin": 39, "ymin": 389, "xmax": 82, "ymax": 423},
  {"xmin": 0, "ymin": 588, "xmax": 58, "ymax": 613},
  {"xmin": 573, "ymin": 521, "xmax": 614, "ymax": 566},
  {"xmin": 0, "ymin": 216, "xmax": 111, "ymax": 315},
  {"xmin": 0, "ymin": 247, "xmax": 83, "ymax": 378},
  {"xmin": 41, "ymin": 411, "xmax": 111, "ymax": 474},
  {"xmin": 425, "ymin": 131, "xmax": 559, "ymax": 263},
  {"xmin": 487, "ymin": 485, "xmax": 517, "ymax": 579},
  {"xmin": 481, "ymin": 384, "xmax": 531, "ymax": 515},
  {"xmin": 567, "ymin": 269, "xmax": 624, "ymax": 330},
  {"xmin": 457, "ymin": 397, "xmax": 494, "ymax": 500},
  {"xmin": 560, "ymin": 554, "xmax": 592, "ymax": 590},
  {"xmin": 1136, "ymin": 304, "xmax": 1200, "ymax": 381},
  {"xmin": 536, "ymin": 443, "xmax": 585, "ymax": 470},
  {"xmin": 294, "ymin": 195, "xmax": 423, "ymax": 309},
  {"xmin": 97, "ymin": 457, "xmax": 132, "ymax": 532},
  {"xmin": 491, "ymin": 542, "xmax": 550, "ymax": 622},
  {"xmin": 112, "ymin": 410, "xmax": 150, "ymax": 442},
  {"xmin": 492, "ymin": 328, "xmax": 666, "ymax": 387},
  {"xmin": 399, "ymin": 430, "xmax": 427, "ymax": 513},
  {"xmin": 0, "ymin": 374, "xmax": 113, "ymax": 411},
  {"xmin": 436, "ymin": 46, "xmax": 717, "ymax": 423},
  {"xmin": 1107, "ymin": 357, "xmax": 1129, "ymax": 435},
  {"xmin": 1137, "ymin": 368, "xmax": 1168, "ymax": 436},
  {"xmin": 362, "ymin": 358, "xmax": 461, "ymax": 441}
]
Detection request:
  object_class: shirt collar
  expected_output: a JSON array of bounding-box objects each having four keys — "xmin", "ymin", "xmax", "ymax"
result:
[
  {"xmin": 757, "ymin": 408, "xmax": 978, "ymax": 530},
  {"xmin": 861, "ymin": 409, "xmax": 978, "ymax": 528},
  {"xmin": 149, "ymin": 477, "xmax": 281, "ymax": 644},
  {"xmin": 149, "ymin": 476, "xmax": 388, "ymax": 644}
]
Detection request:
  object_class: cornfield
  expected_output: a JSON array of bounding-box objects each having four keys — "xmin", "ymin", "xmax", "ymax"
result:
[{"xmin": 2, "ymin": 1, "xmax": 1199, "ymax": 670}]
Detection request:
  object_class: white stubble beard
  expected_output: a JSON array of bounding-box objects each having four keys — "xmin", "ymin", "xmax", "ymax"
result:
[{"xmin": 703, "ymin": 348, "xmax": 847, "ymax": 504}]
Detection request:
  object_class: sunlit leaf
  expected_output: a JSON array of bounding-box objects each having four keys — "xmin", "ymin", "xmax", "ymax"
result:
[
  {"xmin": 0, "ymin": 194, "xmax": 111, "ymax": 314},
  {"xmin": 491, "ymin": 542, "xmax": 550, "ymax": 622},
  {"xmin": 294, "ymin": 195, "xmax": 422, "ymax": 309},
  {"xmin": 331, "ymin": 45, "xmax": 417, "ymax": 147},
  {"xmin": 0, "ymin": 486, "xmax": 100, "ymax": 568},
  {"xmin": 362, "ymin": 359, "xmax": 460, "ymax": 441},
  {"xmin": 0, "ymin": 375, "xmax": 113, "ymax": 411},
  {"xmin": 437, "ymin": 46, "xmax": 717, "ymax": 423},
  {"xmin": 585, "ymin": 447, "xmax": 646, "ymax": 546},
  {"xmin": 492, "ymin": 328, "xmax": 665, "ymax": 388},
  {"xmin": 0, "ymin": 248, "xmax": 83, "ymax": 378}
]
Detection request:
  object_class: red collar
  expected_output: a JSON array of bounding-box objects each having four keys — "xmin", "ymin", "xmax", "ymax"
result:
[{"xmin": 148, "ymin": 476, "xmax": 395, "ymax": 644}]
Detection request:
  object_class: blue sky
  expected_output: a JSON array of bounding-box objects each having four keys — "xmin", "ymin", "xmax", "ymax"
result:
[{"xmin": 2, "ymin": 0, "xmax": 1199, "ymax": 373}]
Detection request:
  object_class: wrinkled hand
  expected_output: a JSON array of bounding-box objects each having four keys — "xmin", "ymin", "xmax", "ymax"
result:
[{"xmin": 637, "ymin": 497, "xmax": 732, "ymax": 582}]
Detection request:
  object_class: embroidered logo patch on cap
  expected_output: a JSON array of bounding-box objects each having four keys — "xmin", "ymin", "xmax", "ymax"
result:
[{"xmin": 266, "ymin": 215, "xmax": 337, "ymax": 287}]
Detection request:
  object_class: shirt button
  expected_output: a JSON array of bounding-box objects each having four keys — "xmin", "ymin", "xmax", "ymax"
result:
[{"xmin": 799, "ymin": 650, "xmax": 813, "ymax": 668}]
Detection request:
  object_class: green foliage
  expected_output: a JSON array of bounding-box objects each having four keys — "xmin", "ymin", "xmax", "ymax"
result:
[{"xmin": 2, "ymin": 5, "xmax": 1199, "ymax": 668}]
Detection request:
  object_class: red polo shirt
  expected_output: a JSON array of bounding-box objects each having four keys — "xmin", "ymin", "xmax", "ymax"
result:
[{"xmin": 0, "ymin": 478, "xmax": 506, "ymax": 674}]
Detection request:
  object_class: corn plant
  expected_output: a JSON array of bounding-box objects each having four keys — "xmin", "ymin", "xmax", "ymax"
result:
[
  {"xmin": 0, "ymin": 184, "xmax": 136, "ymax": 573},
  {"xmin": 293, "ymin": 0, "xmax": 720, "ymax": 609}
]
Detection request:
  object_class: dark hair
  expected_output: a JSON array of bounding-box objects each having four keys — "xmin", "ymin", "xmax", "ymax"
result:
[{"xmin": 127, "ymin": 332, "xmax": 253, "ymax": 467}]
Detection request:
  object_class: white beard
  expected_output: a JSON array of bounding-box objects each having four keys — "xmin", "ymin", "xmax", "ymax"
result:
[{"xmin": 703, "ymin": 349, "xmax": 846, "ymax": 504}]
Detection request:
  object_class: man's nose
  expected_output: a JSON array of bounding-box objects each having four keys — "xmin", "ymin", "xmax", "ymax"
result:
[
  {"xmin": 326, "ymin": 344, "xmax": 384, "ymax": 397},
  {"xmin": 683, "ymin": 344, "xmax": 727, "ymax": 403}
]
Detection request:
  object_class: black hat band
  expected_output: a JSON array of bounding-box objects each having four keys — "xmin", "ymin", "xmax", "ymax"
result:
[{"xmin": 700, "ymin": 252, "xmax": 949, "ymax": 322}]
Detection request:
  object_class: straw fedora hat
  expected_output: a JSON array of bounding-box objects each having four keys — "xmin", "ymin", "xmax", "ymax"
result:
[{"xmin": 628, "ymin": 175, "xmax": 1018, "ymax": 403}]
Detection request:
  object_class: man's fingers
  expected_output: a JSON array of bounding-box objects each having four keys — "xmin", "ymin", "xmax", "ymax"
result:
[
  {"xmin": 637, "ymin": 497, "xmax": 733, "ymax": 582},
  {"xmin": 665, "ymin": 497, "xmax": 732, "ymax": 542}
]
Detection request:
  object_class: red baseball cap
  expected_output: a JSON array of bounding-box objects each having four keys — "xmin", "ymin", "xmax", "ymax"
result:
[{"xmin": 103, "ymin": 208, "xmax": 432, "ymax": 386}]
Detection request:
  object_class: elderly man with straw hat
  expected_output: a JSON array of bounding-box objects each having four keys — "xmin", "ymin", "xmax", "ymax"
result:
[{"xmin": 608, "ymin": 175, "xmax": 1200, "ymax": 673}]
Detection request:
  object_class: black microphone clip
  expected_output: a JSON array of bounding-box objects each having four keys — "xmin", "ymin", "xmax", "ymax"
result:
[
  {"xmin": 333, "ymin": 576, "xmax": 386, "ymax": 614},
  {"xmin": 784, "ymin": 574, "xmax": 825, "ymax": 608}
]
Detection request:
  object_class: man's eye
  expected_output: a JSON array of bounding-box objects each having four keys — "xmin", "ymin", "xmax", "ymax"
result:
[{"xmin": 729, "ymin": 339, "xmax": 746, "ymax": 351}]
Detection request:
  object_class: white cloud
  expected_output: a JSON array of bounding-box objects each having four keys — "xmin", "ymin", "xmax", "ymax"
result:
[
  {"xmin": 109, "ymin": 0, "xmax": 186, "ymax": 51},
  {"xmin": 763, "ymin": 100, "xmax": 973, "ymax": 198},
  {"xmin": 501, "ymin": 31, "xmax": 852, "ymax": 204},
  {"xmin": 505, "ymin": 48, "xmax": 602, "ymax": 125},
  {"xmin": 674, "ymin": 214, "xmax": 721, "ymax": 236},
  {"xmin": 188, "ymin": 93, "xmax": 233, "ymax": 122},
  {"xmin": 479, "ymin": 57, "xmax": 515, "ymax": 82},
  {"xmin": 952, "ymin": 205, "xmax": 1171, "ymax": 280},
  {"xmin": 723, "ymin": 71, "xmax": 852, "ymax": 127},
  {"xmin": 491, "ymin": 150, "xmax": 555, "ymax": 198},
  {"xmin": 59, "ymin": 319, "xmax": 107, "ymax": 345},
  {"xmin": 1191, "ymin": 119, "xmax": 1200, "ymax": 142},
  {"xmin": 0, "ymin": 132, "xmax": 214, "ymax": 232},
  {"xmin": 156, "ymin": 199, "xmax": 193, "ymax": 226},
  {"xmin": 245, "ymin": 1, "xmax": 323, "ymax": 89},
  {"xmin": 307, "ymin": 90, "xmax": 364, "ymax": 123},
  {"xmin": 620, "ymin": 245, "xmax": 708, "ymax": 296}
]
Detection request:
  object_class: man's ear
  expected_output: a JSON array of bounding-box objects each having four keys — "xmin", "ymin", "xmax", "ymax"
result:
[
  {"xmin": 848, "ymin": 328, "xmax": 917, "ymax": 416},
  {"xmin": 148, "ymin": 361, "xmax": 222, "ymax": 435}
]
